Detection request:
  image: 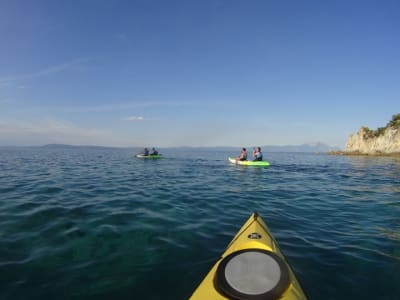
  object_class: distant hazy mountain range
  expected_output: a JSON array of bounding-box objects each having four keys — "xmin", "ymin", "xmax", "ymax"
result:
[
  {"xmin": 37, "ymin": 143, "xmax": 341, "ymax": 153},
  {"xmin": 264, "ymin": 142, "xmax": 341, "ymax": 153},
  {"xmin": 175, "ymin": 143, "xmax": 341, "ymax": 153},
  {"xmin": 42, "ymin": 144, "xmax": 116, "ymax": 150},
  {"xmin": 0, "ymin": 143, "xmax": 341, "ymax": 153}
]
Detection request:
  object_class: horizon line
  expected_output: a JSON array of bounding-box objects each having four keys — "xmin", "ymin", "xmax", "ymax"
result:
[{"xmin": 0, "ymin": 143, "xmax": 343, "ymax": 150}]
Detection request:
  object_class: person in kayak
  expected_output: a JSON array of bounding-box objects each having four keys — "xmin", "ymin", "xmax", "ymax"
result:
[
  {"xmin": 150, "ymin": 147, "xmax": 158, "ymax": 155},
  {"xmin": 235, "ymin": 148, "xmax": 247, "ymax": 161},
  {"xmin": 253, "ymin": 147, "xmax": 263, "ymax": 161},
  {"xmin": 142, "ymin": 148, "xmax": 149, "ymax": 156}
]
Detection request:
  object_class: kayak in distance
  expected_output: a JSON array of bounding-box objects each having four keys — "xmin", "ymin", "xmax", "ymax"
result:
[
  {"xmin": 229, "ymin": 157, "xmax": 270, "ymax": 167},
  {"xmin": 190, "ymin": 212, "xmax": 307, "ymax": 300},
  {"xmin": 135, "ymin": 154, "xmax": 163, "ymax": 159}
]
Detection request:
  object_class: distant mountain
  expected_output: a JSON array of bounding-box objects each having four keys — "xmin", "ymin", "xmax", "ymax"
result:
[
  {"xmin": 42, "ymin": 144, "xmax": 118, "ymax": 150},
  {"xmin": 38, "ymin": 143, "xmax": 340, "ymax": 153},
  {"xmin": 171, "ymin": 143, "xmax": 341, "ymax": 153},
  {"xmin": 263, "ymin": 143, "xmax": 341, "ymax": 153}
]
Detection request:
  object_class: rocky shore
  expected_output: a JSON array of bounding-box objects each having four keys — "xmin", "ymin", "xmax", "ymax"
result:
[
  {"xmin": 328, "ymin": 150, "xmax": 400, "ymax": 157},
  {"xmin": 329, "ymin": 114, "xmax": 400, "ymax": 156}
]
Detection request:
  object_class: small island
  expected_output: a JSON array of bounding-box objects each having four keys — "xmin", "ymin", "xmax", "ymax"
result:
[{"xmin": 329, "ymin": 114, "xmax": 400, "ymax": 156}]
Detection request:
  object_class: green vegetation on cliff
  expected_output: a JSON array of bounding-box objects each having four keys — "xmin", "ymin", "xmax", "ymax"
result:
[{"xmin": 362, "ymin": 113, "xmax": 400, "ymax": 139}]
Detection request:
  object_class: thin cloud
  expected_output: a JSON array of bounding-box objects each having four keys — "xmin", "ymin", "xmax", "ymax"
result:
[
  {"xmin": 60, "ymin": 101, "xmax": 190, "ymax": 113},
  {"xmin": 0, "ymin": 98, "xmax": 12, "ymax": 104},
  {"xmin": 0, "ymin": 120, "xmax": 106, "ymax": 137},
  {"xmin": 0, "ymin": 120, "xmax": 123, "ymax": 146},
  {"xmin": 0, "ymin": 82, "xmax": 11, "ymax": 89},
  {"xmin": 0, "ymin": 58, "xmax": 90, "ymax": 84},
  {"xmin": 123, "ymin": 116, "xmax": 147, "ymax": 121}
]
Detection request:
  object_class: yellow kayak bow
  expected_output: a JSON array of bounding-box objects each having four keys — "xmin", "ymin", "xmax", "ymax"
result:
[{"xmin": 190, "ymin": 212, "xmax": 307, "ymax": 300}]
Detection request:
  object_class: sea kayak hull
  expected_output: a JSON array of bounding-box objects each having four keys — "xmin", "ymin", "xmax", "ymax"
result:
[
  {"xmin": 229, "ymin": 157, "xmax": 270, "ymax": 166},
  {"xmin": 190, "ymin": 212, "xmax": 307, "ymax": 300},
  {"xmin": 135, "ymin": 154, "xmax": 162, "ymax": 159}
]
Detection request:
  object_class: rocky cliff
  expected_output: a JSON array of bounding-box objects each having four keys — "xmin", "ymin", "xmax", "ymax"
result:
[
  {"xmin": 346, "ymin": 127, "xmax": 400, "ymax": 154},
  {"xmin": 345, "ymin": 114, "xmax": 400, "ymax": 155}
]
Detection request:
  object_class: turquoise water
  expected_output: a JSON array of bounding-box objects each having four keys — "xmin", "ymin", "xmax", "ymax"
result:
[{"xmin": 0, "ymin": 147, "xmax": 399, "ymax": 300}]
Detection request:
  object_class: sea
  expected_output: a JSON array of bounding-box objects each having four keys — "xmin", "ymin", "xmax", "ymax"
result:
[{"xmin": 0, "ymin": 146, "xmax": 399, "ymax": 300}]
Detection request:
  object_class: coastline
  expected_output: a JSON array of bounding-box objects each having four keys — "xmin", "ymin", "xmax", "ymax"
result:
[{"xmin": 328, "ymin": 150, "xmax": 400, "ymax": 157}]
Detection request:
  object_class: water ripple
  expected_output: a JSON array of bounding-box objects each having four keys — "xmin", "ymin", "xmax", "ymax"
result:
[{"xmin": 0, "ymin": 148, "xmax": 399, "ymax": 299}]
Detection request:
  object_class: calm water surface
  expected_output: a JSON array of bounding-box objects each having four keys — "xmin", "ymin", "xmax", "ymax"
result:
[{"xmin": 0, "ymin": 147, "xmax": 399, "ymax": 299}]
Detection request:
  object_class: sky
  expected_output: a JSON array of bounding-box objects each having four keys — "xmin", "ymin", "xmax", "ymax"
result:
[{"xmin": 0, "ymin": 0, "xmax": 399, "ymax": 148}]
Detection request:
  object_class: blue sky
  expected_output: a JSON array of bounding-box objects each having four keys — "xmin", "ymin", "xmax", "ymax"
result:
[{"xmin": 0, "ymin": 0, "xmax": 399, "ymax": 148}]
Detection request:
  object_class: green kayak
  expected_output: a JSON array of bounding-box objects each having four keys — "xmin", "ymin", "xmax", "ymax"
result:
[
  {"xmin": 229, "ymin": 157, "xmax": 270, "ymax": 166},
  {"xmin": 135, "ymin": 154, "xmax": 162, "ymax": 159}
]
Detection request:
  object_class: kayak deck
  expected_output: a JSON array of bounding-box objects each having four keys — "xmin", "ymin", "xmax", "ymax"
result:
[
  {"xmin": 135, "ymin": 154, "xmax": 162, "ymax": 159},
  {"xmin": 190, "ymin": 212, "xmax": 307, "ymax": 300},
  {"xmin": 229, "ymin": 157, "xmax": 270, "ymax": 166}
]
